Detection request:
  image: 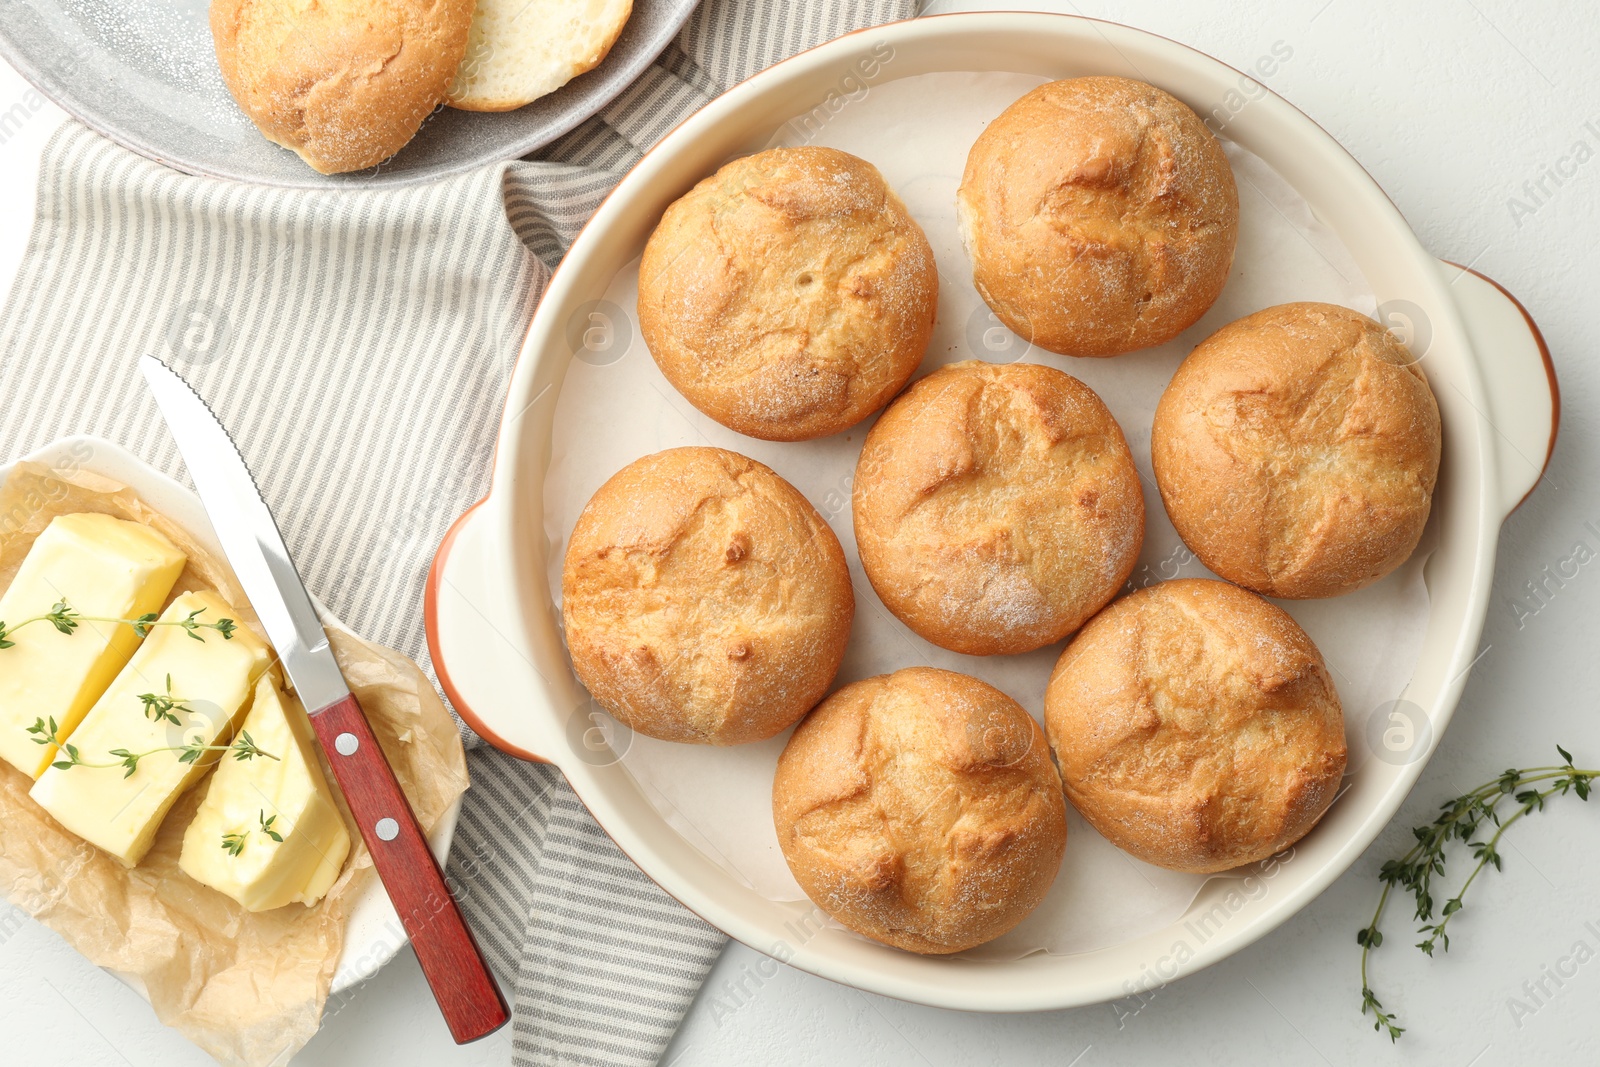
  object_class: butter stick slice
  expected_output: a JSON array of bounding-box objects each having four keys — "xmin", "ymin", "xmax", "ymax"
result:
[
  {"xmin": 180, "ymin": 675, "xmax": 351, "ymax": 911},
  {"xmin": 30, "ymin": 590, "xmax": 273, "ymax": 867},
  {"xmin": 0, "ymin": 513, "xmax": 187, "ymax": 778}
]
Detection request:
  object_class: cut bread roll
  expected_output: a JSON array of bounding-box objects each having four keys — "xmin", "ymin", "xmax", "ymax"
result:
[
  {"xmin": 447, "ymin": 0, "xmax": 633, "ymax": 111},
  {"xmin": 211, "ymin": 0, "xmax": 474, "ymax": 174}
]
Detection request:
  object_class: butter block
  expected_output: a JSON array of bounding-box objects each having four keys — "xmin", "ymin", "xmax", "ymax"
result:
[
  {"xmin": 29, "ymin": 590, "xmax": 273, "ymax": 867},
  {"xmin": 0, "ymin": 513, "xmax": 187, "ymax": 778},
  {"xmin": 180, "ymin": 675, "xmax": 351, "ymax": 911}
]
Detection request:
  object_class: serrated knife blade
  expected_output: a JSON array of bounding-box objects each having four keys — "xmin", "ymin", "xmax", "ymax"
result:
[{"xmin": 138, "ymin": 356, "xmax": 349, "ymax": 711}]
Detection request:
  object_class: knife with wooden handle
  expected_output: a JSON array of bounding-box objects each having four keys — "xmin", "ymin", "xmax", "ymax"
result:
[{"xmin": 140, "ymin": 355, "xmax": 509, "ymax": 1044}]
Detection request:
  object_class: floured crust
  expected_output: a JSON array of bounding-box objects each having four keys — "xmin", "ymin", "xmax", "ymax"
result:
[
  {"xmin": 853, "ymin": 361, "xmax": 1144, "ymax": 655},
  {"xmin": 211, "ymin": 0, "xmax": 473, "ymax": 174},
  {"xmin": 1151, "ymin": 302, "xmax": 1442, "ymax": 599},
  {"xmin": 639, "ymin": 146, "xmax": 939, "ymax": 441},
  {"xmin": 1045, "ymin": 579, "xmax": 1347, "ymax": 874},
  {"xmin": 561, "ymin": 447, "xmax": 853, "ymax": 745},
  {"xmin": 957, "ymin": 76, "xmax": 1239, "ymax": 357},
  {"xmin": 773, "ymin": 667, "xmax": 1066, "ymax": 954}
]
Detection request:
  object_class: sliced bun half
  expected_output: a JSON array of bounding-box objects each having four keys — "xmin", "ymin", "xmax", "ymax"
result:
[{"xmin": 446, "ymin": 0, "xmax": 633, "ymax": 112}]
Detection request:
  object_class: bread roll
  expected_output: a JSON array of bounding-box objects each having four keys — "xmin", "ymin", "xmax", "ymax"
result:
[
  {"xmin": 447, "ymin": 0, "xmax": 632, "ymax": 111},
  {"xmin": 211, "ymin": 0, "xmax": 473, "ymax": 174},
  {"xmin": 1045, "ymin": 579, "xmax": 1347, "ymax": 873},
  {"xmin": 853, "ymin": 361, "xmax": 1144, "ymax": 655},
  {"xmin": 1151, "ymin": 302, "xmax": 1441, "ymax": 599},
  {"xmin": 773, "ymin": 667, "xmax": 1066, "ymax": 954},
  {"xmin": 561, "ymin": 447, "xmax": 853, "ymax": 745},
  {"xmin": 639, "ymin": 146, "xmax": 938, "ymax": 441},
  {"xmin": 958, "ymin": 76, "xmax": 1239, "ymax": 357}
]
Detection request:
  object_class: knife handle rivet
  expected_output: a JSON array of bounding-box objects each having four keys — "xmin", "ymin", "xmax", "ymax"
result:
[
  {"xmin": 335, "ymin": 732, "xmax": 359, "ymax": 756},
  {"xmin": 375, "ymin": 817, "xmax": 400, "ymax": 842}
]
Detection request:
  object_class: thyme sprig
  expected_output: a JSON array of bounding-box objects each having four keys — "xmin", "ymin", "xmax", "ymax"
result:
[
  {"xmin": 0, "ymin": 600, "xmax": 236, "ymax": 649},
  {"xmin": 26, "ymin": 718, "xmax": 278, "ymax": 778},
  {"xmin": 1358, "ymin": 746, "xmax": 1597, "ymax": 1041},
  {"xmin": 138, "ymin": 674, "xmax": 187, "ymax": 726},
  {"xmin": 220, "ymin": 811, "xmax": 283, "ymax": 858}
]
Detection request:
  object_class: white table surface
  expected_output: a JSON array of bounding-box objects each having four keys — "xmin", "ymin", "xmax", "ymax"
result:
[{"xmin": 2, "ymin": 0, "xmax": 1596, "ymax": 1063}]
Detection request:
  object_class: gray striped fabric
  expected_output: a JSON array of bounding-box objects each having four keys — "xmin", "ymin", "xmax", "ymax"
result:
[{"xmin": 0, "ymin": 0, "xmax": 915, "ymax": 1063}]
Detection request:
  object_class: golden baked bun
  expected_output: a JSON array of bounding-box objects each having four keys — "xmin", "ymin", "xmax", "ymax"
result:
[
  {"xmin": 773, "ymin": 667, "xmax": 1066, "ymax": 954},
  {"xmin": 853, "ymin": 361, "xmax": 1144, "ymax": 655},
  {"xmin": 211, "ymin": 0, "xmax": 473, "ymax": 174},
  {"xmin": 638, "ymin": 146, "xmax": 938, "ymax": 441},
  {"xmin": 1045, "ymin": 579, "xmax": 1347, "ymax": 873},
  {"xmin": 1152, "ymin": 302, "xmax": 1442, "ymax": 599},
  {"xmin": 562, "ymin": 447, "xmax": 853, "ymax": 745},
  {"xmin": 957, "ymin": 76, "xmax": 1239, "ymax": 357}
]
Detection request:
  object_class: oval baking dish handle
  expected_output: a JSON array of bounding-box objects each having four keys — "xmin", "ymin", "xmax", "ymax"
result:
[
  {"xmin": 1438, "ymin": 260, "xmax": 1560, "ymax": 518},
  {"xmin": 426, "ymin": 499, "xmax": 569, "ymax": 765}
]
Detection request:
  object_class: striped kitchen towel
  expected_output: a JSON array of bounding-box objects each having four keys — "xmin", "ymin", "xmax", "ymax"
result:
[{"xmin": 0, "ymin": 0, "xmax": 917, "ymax": 1064}]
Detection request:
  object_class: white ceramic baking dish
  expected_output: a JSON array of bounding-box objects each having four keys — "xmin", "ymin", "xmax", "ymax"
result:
[
  {"xmin": 425, "ymin": 13, "xmax": 1558, "ymax": 1011},
  {"xmin": 2, "ymin": 435, "xmax": 461, "ymax": 999}
]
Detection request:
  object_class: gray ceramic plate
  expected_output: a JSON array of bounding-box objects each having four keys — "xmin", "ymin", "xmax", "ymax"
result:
[{"xmin": 0, "ymin": 0, "xmax": 700, "ymax": 187}]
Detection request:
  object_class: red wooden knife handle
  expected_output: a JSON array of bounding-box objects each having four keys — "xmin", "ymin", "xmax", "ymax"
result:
[{"xmin": 309, "ymin": 693, "xmax": 509, "ymax": 1043}]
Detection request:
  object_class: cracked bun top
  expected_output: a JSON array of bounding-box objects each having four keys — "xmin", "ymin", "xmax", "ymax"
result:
[
  {"xmin": 853, "ymin": 360, "xmax": 1144, "ymax": 656},
  {"xmin": 1045, "ymin": 579, "xmax": 1347, "ymax": 874},
  {"xmin": 958, "ymin": 76, "xmax": 1239, "ymax": 357},
  {"xmin": 562, "ymin": 447, "xmax": 853, "ymax": 745},
  {"xmin": 1152, "ymin": 302, "xmax": 1442, "ymax": 599},
  {"xmin": 211, "ymin": 0, "xmax": 474, "ymax": 174},
  {"xmin": 773, "ymin": 667, "xmax": 1067, "ymax": 954},
  {"xmin": 638, "ymin": 146, "xmax": 938, "ymax": 441}
]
